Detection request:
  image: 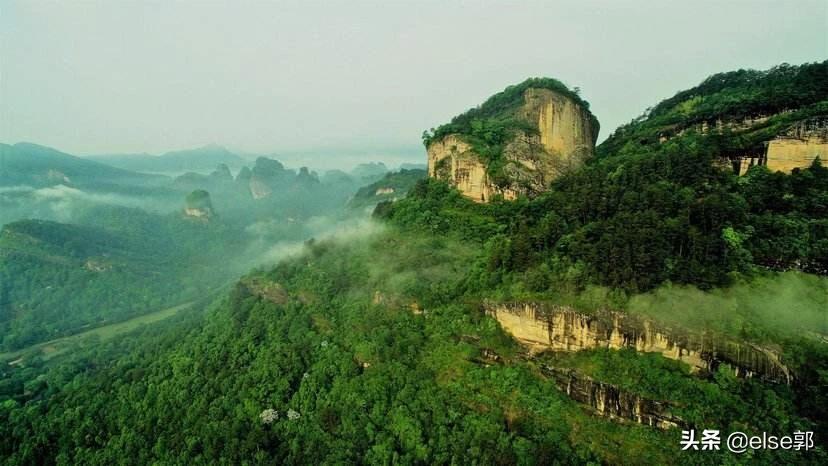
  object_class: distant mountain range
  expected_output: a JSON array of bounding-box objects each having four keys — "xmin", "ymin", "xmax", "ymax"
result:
[
  {"xmin": 2, "ymin": 142, "xmax": 425, "ymax": 198},
  {"xmin": 86, "ymin": 144, "xmax": 248, "ymax": 173},
  {"xmin": 0, "ymin": 142, "xmax": 167, "ymax": 189}
]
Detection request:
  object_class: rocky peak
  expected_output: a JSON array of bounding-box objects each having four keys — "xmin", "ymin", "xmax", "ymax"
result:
[
  {"xmin": 425, "ymin": 79, "xmax": 598, "ymax": 202},
  {"xmin": 210, "ymin": 163, "xmax": 233, "ymax": 182},
  {"xmin": 249, "ymin": 157, "xmax": 293, "ymax": 199},
  {"xmin": 183, "ymin": 189, "xmax": 214, "ymax": 220}
]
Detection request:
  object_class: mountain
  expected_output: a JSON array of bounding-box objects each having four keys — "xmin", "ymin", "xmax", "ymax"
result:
[
  {"xmin": 1, "ymin": 63, "xmax": 827, "ymax": 465},
  {"xmin": 350, "ymin": 162, "xmax": 389, "ymax": 182},
  {"xmin": 423, "ymin": 78, "xmax": 599, "ymax": 202},
  {"xmin": 88, "ymin": 144, "xmax": 247, "ymax": 173},
  {"xmin": 600, "ymin": 61, "xmax": 828, "ymax": 174},
  {"xmin": 0, "ymin": 142, "xmax": 166, "ymax": 189},
  {"xmin": 387, "ymin": 65, "xmax": 828, "ymax": 291}
]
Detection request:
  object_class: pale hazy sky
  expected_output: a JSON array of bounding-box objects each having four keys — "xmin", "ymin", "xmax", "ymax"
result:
[{"xmin": 1, "ymin": 0, "xmax": 826, "ymax": 159}]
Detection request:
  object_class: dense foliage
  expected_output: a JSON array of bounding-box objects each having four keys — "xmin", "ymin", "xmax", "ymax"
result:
[
  {"xmin": 0, "ymin": 209, "xmax": 248, "ymax": 351},
  {"xmin": 2, "ymin": 233, "xmax": 823, "ymax": 464},
  {"xmin": 380, "ymin": 151, "xmax": 827, "ymax": 294}
]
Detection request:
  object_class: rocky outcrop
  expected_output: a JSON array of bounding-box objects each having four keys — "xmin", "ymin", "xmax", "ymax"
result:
[
  {"xmin": 663, "ymin": 115, "xmax": 827, "ymax": 175},
  {"xmin": 474, "ymin": 345, "xmax": 684, "ymax": 429},
  {"xmin": 183, "ymin": 189, "xmax": 214, "ymax": 220},
  {"xmin": 541, "ymin": 365, "xmax": 685, "ymax": 429},
  {"xmin": 485, "ymin": 301, "xmax": 792, "ymax": 384},
  {"xmin": 427, "ymin": 88, "xmax": 598, "ymax": 202},
  {"xmin": 428, "ymin": 135, "xmax": 498, "ymax": 201},
  {"xmin": 764, "ymin": 117, "xmax": 828, "ymax": 172}
]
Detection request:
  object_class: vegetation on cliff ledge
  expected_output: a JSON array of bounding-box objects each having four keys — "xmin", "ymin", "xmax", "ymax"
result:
[
  {"xmin": 380, "ymin": 152, "xmax": 827, "ymax": 294},
  {"xmin": 422, "ymin": 77, "xmax": 596, "ymax": 148}
]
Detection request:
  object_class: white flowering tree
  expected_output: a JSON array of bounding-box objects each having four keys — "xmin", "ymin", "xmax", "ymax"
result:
[{"xmin": 259, "ymin": 409, "xmax": 278, "ymax": 425}]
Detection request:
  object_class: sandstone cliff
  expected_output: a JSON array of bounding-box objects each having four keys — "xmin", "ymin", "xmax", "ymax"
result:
[
  {"xmin": 426, "ymin": 81, "xmax": 598, "ymax": 202},
  {"xmin": 667, "ymin": 115, "xmax": 827, "ymax": 175},
  {"xmin": 599, "ymin": 62, "xmax": 828, "ymax": 175},
  {"xmin": 763, "ymin": 117, "xmax": 827, "ymax": 173},
  {"xmin": 541, "ymin": 365, "xmax": 685, "ymax": 429},
  {"xmin": 485, "ymin": 301, "xmax": 792, "ymax": 384}
]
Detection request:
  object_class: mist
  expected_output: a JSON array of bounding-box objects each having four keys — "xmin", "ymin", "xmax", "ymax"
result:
[{"xmin": 627, "ymin": 272, "xmax": 828, "ymax": 341}]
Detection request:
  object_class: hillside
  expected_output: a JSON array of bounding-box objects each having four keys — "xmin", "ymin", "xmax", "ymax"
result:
[
  {"xmin": 1, "ymin": 228, "xmax": 824, "ymax": 464},
  {"xmin": 599, "ymin": 61, "xmax": 828, "ymax": 173},
  {"xmin": 0, "ymin": 207, "xmax": 250, "ymax": 351}
]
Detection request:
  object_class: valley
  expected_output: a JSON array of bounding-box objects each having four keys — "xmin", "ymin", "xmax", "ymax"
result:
[{"xmin": 0, "ymin": 301, "xmax": 195, "ymax": 364}]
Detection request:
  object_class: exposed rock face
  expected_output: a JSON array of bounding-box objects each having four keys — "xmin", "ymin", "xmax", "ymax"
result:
[
  {"xmin": 427, "ymin": 89, "xmax": 598, "ymax": 202},
  {"xmin": 541, "ymin": 365, "xmax": 685, "ymax": 429},
  {"xmin": 526, "ymin": 89, "xmax": 596, "ymax": 166},
  {"xmin": 664, "ymin": 116, "xmax": 827, "ymax": 175},
  {"xmin": 475, "ymin": 346, "xmax": 683, "ymax": 429},
  {"xmin": 428, "ymin": 135, "xmax": 497, "ymax": 201},
  {"xmin": 765, "ymin": 117, "xmax": 828, "ymax": 172},
  {"xmin": 485, "ymin": 301, "xmax": 792, "ymax": 384}
]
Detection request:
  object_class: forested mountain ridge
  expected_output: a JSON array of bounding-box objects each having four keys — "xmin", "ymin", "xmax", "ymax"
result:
[
  {"xmin": 393, "ymin": 63, "xmax": 828, "ymax": 293},
  {"xmin": 599, "ymin": 61, "xmax": 828, "ymax": 174},
  {"xmin": 1, "ymin": 228, "xmax": 824, "ymax": 464}
]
